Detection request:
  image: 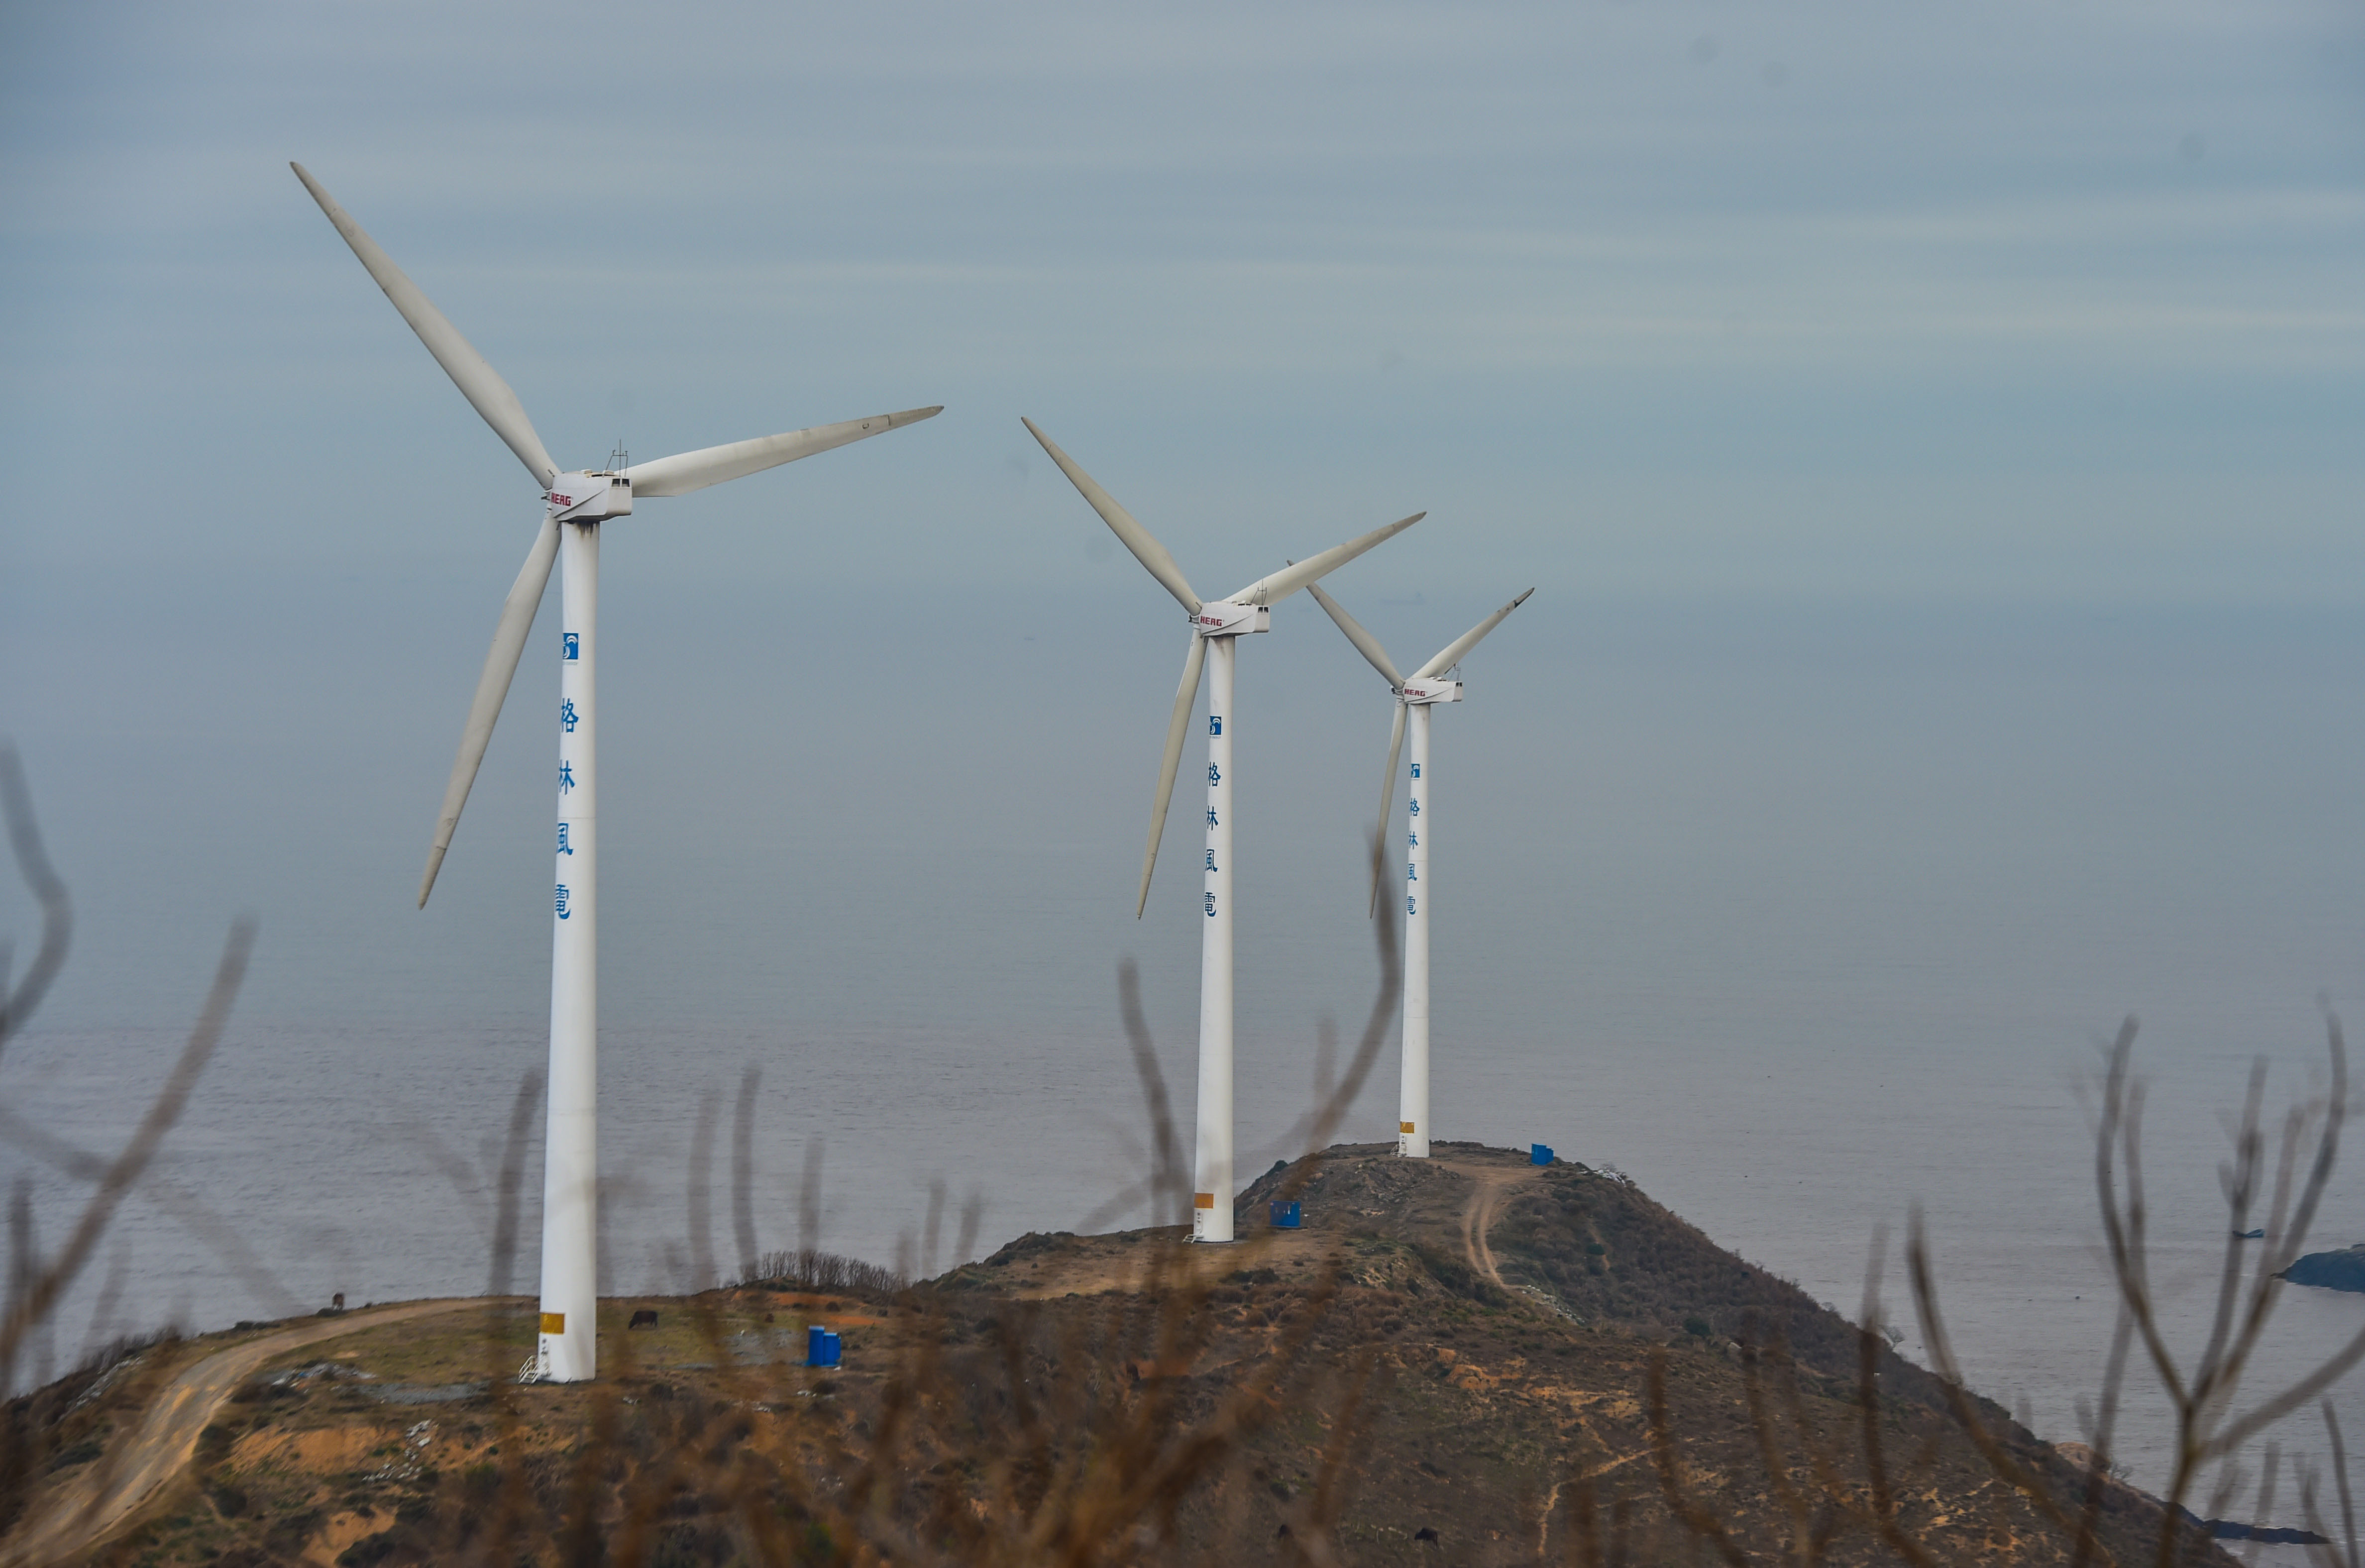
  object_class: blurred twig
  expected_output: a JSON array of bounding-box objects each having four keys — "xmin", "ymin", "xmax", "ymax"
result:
[
  {"xmin": 2091, "ymin": 1015, "xmax": 2364, "ymax": 1561},
  {"xmin": 687, "ymin": 1085, "xmax": 722, "ymax": 1293},
  {"xmin": 487, "ymin": 1070, "xmax": 539, "ymax": 1299},
  {"xmin": 0, "ymin": 745, "xmax": 71, "ymax": 1059},
  {"xmin": 732, "ymin": 1065, "xmax": 761, "ymax": 1283},
  {"xmin": 0, "ymin": 916, "xmax": 253, "ymax": 1371}
]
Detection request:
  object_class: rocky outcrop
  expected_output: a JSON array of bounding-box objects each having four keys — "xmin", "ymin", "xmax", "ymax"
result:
[{"xmin": 2285, "ymin": 1244, "xmax": 2365, "ymax": 1292}]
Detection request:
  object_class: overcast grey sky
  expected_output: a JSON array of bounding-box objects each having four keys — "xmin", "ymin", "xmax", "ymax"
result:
[
  {"xmin": 6, "ymin": 14, "xmax": 2365, "ymax": 1470},
  {"xmin": 2, "ymin": 0, "xmax": 2359, "ymax": 606}
]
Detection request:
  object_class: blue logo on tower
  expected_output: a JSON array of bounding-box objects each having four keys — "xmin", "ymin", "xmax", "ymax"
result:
[
  {"xmin": 563, "ymin": 632, "xmax": 580, "ymax": 661},
  {"xmin": 555, "ymin": 884, "xmax": 573, "ymax": 920}
]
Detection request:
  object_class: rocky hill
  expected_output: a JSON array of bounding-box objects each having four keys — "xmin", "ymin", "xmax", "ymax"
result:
[{"xmin": 0, "ymin": 1143, "xmax": 2227, "ymax": 1566}]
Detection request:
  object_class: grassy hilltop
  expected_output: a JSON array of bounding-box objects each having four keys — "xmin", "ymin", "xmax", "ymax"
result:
[{"xmin": 2, "ymin": 1143, "xmax": 2221, "ymax": 1566}]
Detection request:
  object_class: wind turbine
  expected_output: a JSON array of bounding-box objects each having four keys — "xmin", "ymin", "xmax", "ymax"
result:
[
  {"xmin": 296, "ymin": 164, "xmax": 940, "ymax": 1381},
  {"xmin": 1023, "ymin": 418, "xmax": 1421, "ymax": 1241},
  {"xmin": 1304, "ymin": 583, "xmax": 1532, "ymax": 1159}
]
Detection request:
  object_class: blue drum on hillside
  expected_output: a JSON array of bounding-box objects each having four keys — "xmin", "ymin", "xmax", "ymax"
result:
[
  {"xmin": 1530, "ymin": 1144, "xmax": 1554, "ymax": 1166},
  {"xmin": 807, "ymin": 1326, "xmax": 842, "ymax": 1367}
]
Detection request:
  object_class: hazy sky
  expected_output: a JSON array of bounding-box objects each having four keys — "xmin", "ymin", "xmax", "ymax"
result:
[
  {"xmin": 2, "ymin": 0, "xmax": 2359, "ymax": 606},
  {"xmin": 4, "ymin": 13, "xmax": 2365, "ymax": 1482},
  {"xmin": 4, "ymin": 4, "xmax": 2361, "ymax": 1093}
]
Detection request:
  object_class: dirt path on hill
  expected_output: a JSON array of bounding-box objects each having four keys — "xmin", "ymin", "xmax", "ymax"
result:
[
  {"xmin": 1009, "ymin": 1229, "xmax": 1332, "ymax": 1299},
  {"xmin": 1442, "ymin": 1158, "xmax": 1539, "ymax": 1290},
  {"xmin": 3, "ymin": 1299, "xmax": 473, "ymax": 1568}
]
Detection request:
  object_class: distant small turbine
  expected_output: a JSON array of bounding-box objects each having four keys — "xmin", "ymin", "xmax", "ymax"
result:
[
  {"xmin": 1024, "ymin": 418, "xmax": 1422, "ymax": 1239},
  {"xmin": 1305, "ymin": 583, "xmax": 1533, "ymax": 1158},
  {"xmin": 296, "ymin": 164, "xmax": 939, "ymax": 1380}
]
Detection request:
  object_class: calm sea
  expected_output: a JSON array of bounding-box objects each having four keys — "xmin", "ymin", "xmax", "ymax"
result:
[{"xmin": 5, "ymin": 564, "xmax": 2362, "ymax": 1529}]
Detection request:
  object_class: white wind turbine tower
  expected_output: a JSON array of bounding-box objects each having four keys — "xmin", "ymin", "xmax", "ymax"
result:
[
  {"xmin": 296, "ymin": 164, "xmax": 940, "ymax": 1381},
  {"xmin": 1023, "ymin": 418, "xmax": 1422, "ymax": 1241},
  {"xmin": 1304, "ymin": 583, "xmax": 1532, "ymax": 1159}
]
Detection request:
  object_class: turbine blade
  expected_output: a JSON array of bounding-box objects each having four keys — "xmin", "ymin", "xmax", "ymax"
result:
[
  {"xmin": 1228, "ymin": 513, "xmax": 1424, "ymax": 607},
  {"xmin": 1305, "ymin": 582, "xmax": 1405, "ymax": 687},
  {"xmin": 419, "ymin": 518, "xmax": 561, "ymax": 907},
  {"xmin": 1412, "ymin": 587, "xmax": 1535, "ymax": 680},
  {"xmin": 626, "ymin": 406, "xmax": 943, "ymax": 498},
  {"xmin": 1022, "ymin": 419, "xmax": 1201, "ymax": 614},
  {"xmin": 291, "ymin": 164, "xmax": 560, "ymax": 490},
  {"xmin": 1137, "ymin": 633, "xmax": 1209, "ymax": 918},
  {"xmin": 1370, "ymin": 702, "xmax": 1406, "ymax": 917}
]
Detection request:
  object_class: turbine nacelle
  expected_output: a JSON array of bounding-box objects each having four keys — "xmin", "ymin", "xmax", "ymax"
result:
[
  {"xmin": 1399, "ymin": 678, "xmax": 1462, "ymax": 704},
  {"xmin": 1191, "ymin": 601, "xmax": 1271, "ymax": 638},
  {"xmin": 546, "ymin": 472, "xmax": 634, "ymax": 523}
]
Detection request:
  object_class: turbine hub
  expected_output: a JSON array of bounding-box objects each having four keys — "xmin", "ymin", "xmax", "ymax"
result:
[
  {"xmin": 546, "ymin": 470, "xmax": 633, "ymax": 523},
  {"xmin": 1190, "ymin": 601, "xmax": 1270, "ymax": 638}
]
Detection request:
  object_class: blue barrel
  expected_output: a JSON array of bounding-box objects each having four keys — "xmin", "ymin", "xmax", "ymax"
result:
[
  {"xmin": 1270, "ymin": 1199, "xmax": 1302, "ymax": 1229},
  {"xmin": 806, "ymin": 1325, "xmax": 842, "ymax": 1367},
  {"xmin": 1530, "ymin": 1144, "xmax": 1554, "ymax": 1166}
]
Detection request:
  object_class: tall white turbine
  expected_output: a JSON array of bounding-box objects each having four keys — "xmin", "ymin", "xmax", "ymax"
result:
[
  {"xmin": 1023, "ymin": 419, "xmax": 1422, "ymax": 1241},
  {"xmin": 1304, "ymin": 584, "xmax": 1533, "ymax": 1159},
  {"xmin": 297, "ymin": 164, "xmax": 940, "ymax": 1381}
]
